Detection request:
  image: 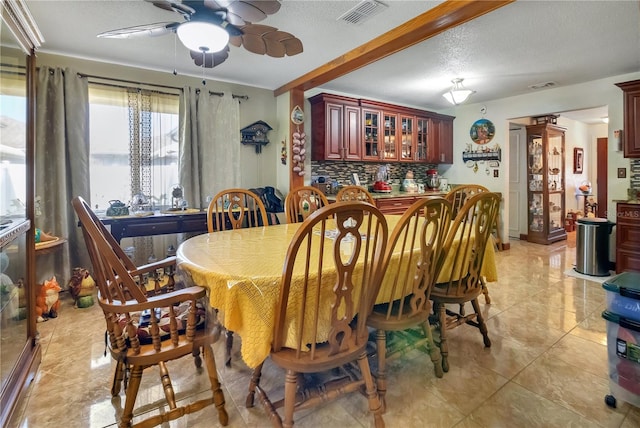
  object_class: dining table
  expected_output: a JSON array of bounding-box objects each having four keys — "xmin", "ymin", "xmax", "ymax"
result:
[{"xmin": 176, "ymin": 215, "xmax": 498, "ymax": 368}]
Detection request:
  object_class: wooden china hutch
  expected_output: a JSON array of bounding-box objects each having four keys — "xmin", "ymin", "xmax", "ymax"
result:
[
  {"xmin": 526, "ymin": 123, "xmax": 567, "ymax": 244},
  {"xmin": 0, "ymin": 2, "xmax": 42, "ymax": 425}
]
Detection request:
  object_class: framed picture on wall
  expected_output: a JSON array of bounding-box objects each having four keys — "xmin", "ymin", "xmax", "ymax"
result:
[{"xmin": 573, "ymin": 148, "xmax": 584, "ymax": 174}]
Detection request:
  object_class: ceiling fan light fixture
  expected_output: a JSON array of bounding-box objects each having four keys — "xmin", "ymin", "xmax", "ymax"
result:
[
  {"xmin": 177, "ymin": 21, "xmax": 229, "ymax": 53},
  {"xmin": 443, "ymin": 78, "xmax": 475, "ymax": 105}
]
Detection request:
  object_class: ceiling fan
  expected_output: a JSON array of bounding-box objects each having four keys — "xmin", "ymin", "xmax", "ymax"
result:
[{"xmin": 97, "ymin": 0, "xmax": 303, "ymax": 68}]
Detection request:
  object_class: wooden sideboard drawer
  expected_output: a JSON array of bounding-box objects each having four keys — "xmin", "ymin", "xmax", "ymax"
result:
[
  {"xmin": 617, "ymin": 205, "xmax": 640, "ymax": 222},
  {"xmin": 376, "ymin": 197, "xmax": 416, "ymax": 214}
]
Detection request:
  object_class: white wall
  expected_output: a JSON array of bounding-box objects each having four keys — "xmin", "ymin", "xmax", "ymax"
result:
[{"xmin": 442, "ymin": 71, "xmax": 640, "ymax": 243}]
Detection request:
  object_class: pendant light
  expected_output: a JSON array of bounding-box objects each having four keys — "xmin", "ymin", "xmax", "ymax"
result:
[{"xmin": 443, "ymin": 78, "xmax": 475, "ymax": 105}]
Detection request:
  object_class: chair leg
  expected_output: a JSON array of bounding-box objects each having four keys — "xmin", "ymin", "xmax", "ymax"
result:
[
  {"xmin": 192, "ymin": 347, "xmax": 202, "ymax": 369},
  {"xmin": 245, "ymin": 361, "xmax": 264, "ymax": 408},
  {"xmin": 225, "ymin": 330, "xmax": 234, "ymax": 367},
  {"xmin": 421, "ymin": 320, "xmax": 443, "ymax": 378},
  {"xmin": 120, "ymin": 365, "xmax": 143, "ymax": 428},
  {"xmin": 111, "ymin": 360, "xmax": 125, "ymax": 396},
  {"xmin": 375, "ymin": 329, "xmax": 387, "ymax": 412},
  {"xmin": 480, "ymin": 277, "xmax": 491, "ymax": 304},
  {"xmin": 436, "ymin": 302, "xmax": 450, "ymax": 373},
  {"xmin": 203, "ymin": 344, "xmax": 229, "ymax": 426},
  {"xmin": 283, "ymin": 369, "xmax": 298, "ymax": 428},
  {"xmin": 159, "ymin": 361, "xmax": 177, "ymax": 410},
  {"xmin": 471, "ymin": 298, "xmax": 491, "ymax": 347},
  {"xmin": 356, "ymin": 351, "xmax": 385, "ymax": 428}
]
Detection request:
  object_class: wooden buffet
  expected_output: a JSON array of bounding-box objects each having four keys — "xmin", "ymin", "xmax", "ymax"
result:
[
  {"xmin": 310, "ymin": 93, "xmax": 454, "ymax": 164},
  {"xmin": 616, "ymin": 202, "xmax": 640, "ymax": 273},
  {"xmin": 327, "ymin": 191, "xmax": 446, "ymax": 215}
]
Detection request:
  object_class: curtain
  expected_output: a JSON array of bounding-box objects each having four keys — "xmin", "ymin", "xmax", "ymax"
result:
[
  {"xmin": 35, "ymin": 67, "xmax": 90, "ymax": 283},
  {"xmin": 179, "ymin": 88, "xmax": 240, "ymax": 209}
]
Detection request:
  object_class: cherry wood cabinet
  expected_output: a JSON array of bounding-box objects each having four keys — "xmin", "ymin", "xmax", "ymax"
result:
[
  {"xmin": 615, "ymin": 79, "xmax": 640, "ymax": 158},
  {"xmin": 310, "ymin": 93, "xmax": 361, "ymax": 161},
  {"xmin": 311, "ymin": 93, "xmax": 454, "ymax": 164},
  {"xmin": 616, "ymin": 203, "xmax": 640, "ymax": 273}
]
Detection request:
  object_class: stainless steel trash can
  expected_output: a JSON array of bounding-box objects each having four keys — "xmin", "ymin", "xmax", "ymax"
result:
[{"xmin": 575, "ymin": 218, "xmax": 615, "ymax": 276}]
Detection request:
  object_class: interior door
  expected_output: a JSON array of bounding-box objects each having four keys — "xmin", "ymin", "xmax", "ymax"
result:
[
  {"xmin": 509, "ymin": 125, "xmax": 527, "ymax": 238},
  {"xmin": 596, "ymin": 137, "xmax": 608, "ymax": 218}
]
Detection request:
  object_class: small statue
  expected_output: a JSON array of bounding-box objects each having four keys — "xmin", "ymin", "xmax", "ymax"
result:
[
  {"xmin": 35, "ymin": 276, "xmax": 61, "ymax": 322},
  {"xmin": 67, "ymin": 267, "xmax": 96, "ymax": 308}
]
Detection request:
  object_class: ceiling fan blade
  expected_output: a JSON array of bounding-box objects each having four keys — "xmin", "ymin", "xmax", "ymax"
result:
[
  {"xmin": 97, "ymin": 22, "xmax": 179, "ymax": 39},
  {"xmin": 239, "ymin": 24, "xmax": 303, "ymax": 57},
  {"xmin": 147, "ymin": 0, "xmax": 195, "ymax": 16},
  {"xmin": 190, "ymin": 45, "xmax": 230, "ymax": 68}
]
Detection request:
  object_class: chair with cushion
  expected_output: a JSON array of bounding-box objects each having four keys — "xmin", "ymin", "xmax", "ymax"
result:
[
  {"xmin": 336, "ymin": 185, "xmax": 376, "ymax": 204},
  {"xmin": 207, "ymin": 188, "xmax": 269, "ymax": 365},
  {"xmin": 245, "ymin": 201, "xmax": 388, "ymax": 428},
  {"xmin": 72, "ymin": 196, "xmax": 228, "ymax": 428},
  {"xmin": 284, "ymin": 185, "xmax": 329, "ymax": 223},
  {"xmin": 207, "ymin": 188, "xmax": 268, "ymax": 232},
  {"xmin": 367, "ymin": 197, "xmax": 451, "ymax": 407},
  {"xmin": 430, "ymin": 192, "xmax": 501, "ymax": 373}
]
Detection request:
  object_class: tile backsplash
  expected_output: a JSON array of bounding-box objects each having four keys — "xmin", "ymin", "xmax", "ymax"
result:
[
  {"xmin": 311, "ymin": 160, "xmax": 439, "ymax": 185},
  {"xmin": 631, "ymin": 159, "xmax": 640, "ymax": 189}
]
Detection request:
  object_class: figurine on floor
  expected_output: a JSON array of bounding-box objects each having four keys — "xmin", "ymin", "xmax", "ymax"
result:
[
  {"xmin": 36, "ymin": 276, "xmax": 61, "ymax": 322},
  {"xmin": 67, "ymin": 267, "xmax": 96, "ymax": 308}
]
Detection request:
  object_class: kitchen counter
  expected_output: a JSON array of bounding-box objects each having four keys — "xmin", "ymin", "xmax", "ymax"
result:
[
  {"xmin": 613, "ymin": 199, "xmax": 640, "ymax": 204},
  {"xmin": 327, "ymin": 190, "xmax": 447, "ymax": 215},
  {"xmin": 327, "ymin": 190, "xmax": 446, "ymax": 201}
]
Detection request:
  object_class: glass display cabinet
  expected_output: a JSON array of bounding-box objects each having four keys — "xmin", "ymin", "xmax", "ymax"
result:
[
  {"xmin": 526, "ymin": 123, "xmax": 567, "ymax": 244},
  {"xmin": 1, "ymin": 2, "xmax": 41, "ymax": 425},
  {"xmin": 382, "ymin": 112, "xmax": 398, "ymax": 160},
  {"xmin": 362, "ymin": 108, "xmax": 381, "ymax": 160}
]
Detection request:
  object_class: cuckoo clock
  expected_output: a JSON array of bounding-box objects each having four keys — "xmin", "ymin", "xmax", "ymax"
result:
[{"xmin": 240, "ymin": 120, "xmax": 273, "ymax": 154}]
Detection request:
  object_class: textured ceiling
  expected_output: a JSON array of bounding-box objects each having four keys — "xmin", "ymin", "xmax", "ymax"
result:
[{"xmin": 18, "ymin": 1, "xmax": 640, "ymax": 121}]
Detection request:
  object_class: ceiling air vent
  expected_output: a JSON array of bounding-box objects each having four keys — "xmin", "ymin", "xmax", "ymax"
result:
[
  {"xmin": 528, "ymin": 81, "xmax": 557, "ymax": 90},
  {"xmin": 337, "ymin": 0, "xmax": 388, "ymax": 25}
]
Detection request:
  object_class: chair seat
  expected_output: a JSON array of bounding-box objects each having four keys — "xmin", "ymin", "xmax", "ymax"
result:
[
  {"xmin": 430, "ymin": 284, "xmax": 483, "ymax": 304},
  {"xmin": 368, "ymin": 302, "xmax": 431, "ymax": 331},
  {"xmin": 271, "ymin": 333, "xmax": 369, "ymax": 374}
]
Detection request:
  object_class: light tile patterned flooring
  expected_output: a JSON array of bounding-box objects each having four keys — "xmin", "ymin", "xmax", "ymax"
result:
[{"xmin": 9, "ymin": 237, "xmax": 640, "ymax": 427}]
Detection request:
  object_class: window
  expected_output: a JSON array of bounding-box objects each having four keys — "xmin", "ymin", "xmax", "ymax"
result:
[{"xmin": 88, "ymin": 85, "xmax": 179, "ymax": 210}]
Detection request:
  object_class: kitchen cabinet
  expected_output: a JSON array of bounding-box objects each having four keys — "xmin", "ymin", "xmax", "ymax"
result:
[
  {"xmin": 525, "ymin": 123, "xmax": 567, "ymax": 245},
  {"xmin": 0, "ymin": 6, "xmax": 40, "ymax": 426},
  {"xmin": 615, "ymin": 79, "xmax": 640, "ymax": 158},
  {"xmin": 399, "ymin": 115, "xmax": 415, "ymax": 162},
  {"xmin": 310, "ymin": 93, "xmax": 361, "ymax": 161},
  {"xmin": 310, "ymin": 93, "xmax": 454, "ymax": 164},
  {"xmin": 426, "ymin": 117, "xmax": 454, "ymax": 164},
  {"xmin": 362, "ymin": 108, "xmax": 382, "ymax": 160},
  {"xmin": 382, "ymin": 112, "xmax": 399, "ymax": 161},
  {"xmin": 616, "ymin": 203, "xmax": 640, "ymax": 273}
]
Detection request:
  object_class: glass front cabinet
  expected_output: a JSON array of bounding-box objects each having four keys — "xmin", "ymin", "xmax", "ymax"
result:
[
  {"xmin": 526, "ymin": 123, "xmax": 567, "ymax": 244},
  {"xmin": 1, "ymin": 2, "xmax": 41, "ymax": 425}
]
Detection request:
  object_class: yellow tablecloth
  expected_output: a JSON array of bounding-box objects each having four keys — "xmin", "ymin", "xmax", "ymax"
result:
[{"xmin": 176, "ymin": 215, "xmax": 497, "ymax": 368}]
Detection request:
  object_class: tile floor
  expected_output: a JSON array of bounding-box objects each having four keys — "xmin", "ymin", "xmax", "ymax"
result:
[{"xmin": 9, "ymin": 236, "xmax": 640, "ymax": 427}]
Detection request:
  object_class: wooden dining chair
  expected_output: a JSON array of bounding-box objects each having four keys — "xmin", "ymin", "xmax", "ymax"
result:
[
  {"xmin": 336, "ymin": 185, "xmax": 376, "ymax": 204},
  {"xmin": 245, "ymin": 201, "xmax": 389, "ymax": 428},
  {"xmin": 207, "ymin": 188, "xmax": 268, "ymax": 232},
  {"xmin": 445, "ymin": 184, "xmax": 489, "ymax": 217},
  {"xmin": 284, "ymin": 185, "xmax": 329, "ymax": 223},
  {"xmin": 445, "ymin": 184, "xmax": 496, "ymax": 305},
  {"xmin": 367, "ymin": 197, "xmax": 451, "ymax": 407},
  {"xmin": 430, "ymin": 192, "xmax": 501, "ymax": 373},
  {"xmin": 72, "ymin": 196, "xmax": 228, "ymax": 428},
  {"xmin": 207, "ymin": 188, "xmax": 269, "ymax": 365}
]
